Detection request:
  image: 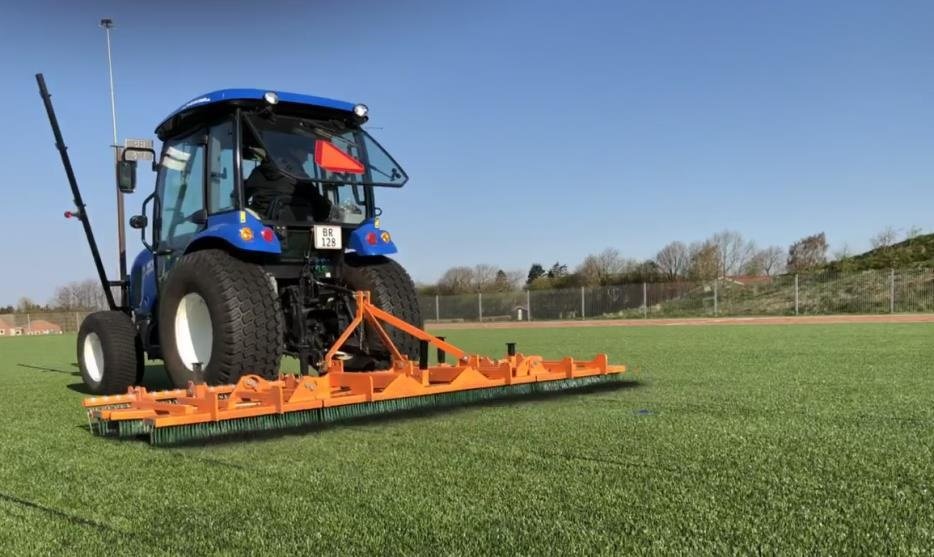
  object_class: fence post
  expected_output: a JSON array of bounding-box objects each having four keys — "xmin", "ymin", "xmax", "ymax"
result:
[
  {"xmin": 478, "ymin": 292, "xmax": 483, "ymax": 322},
  {"xmin": 74, "ymin": 312, "xmax": 80, "ymax": 333},
  {"xmin": 794, "ymin": 274, "xmax": 799, "ymax": 315},
  {"xmin": 713, "ymin": 280, "xmax": 718, "ymax": 316},
  {"xmin": 526, "ymin": 290, "xmax": 532, "ymax": 322},
  {"xmin": 580, "ymin": 286, "xmax": 585, "ymax": 320},
  {"xmin": 642, "ymin": 282, "xmax": 647, "ymax": 319},
  {"xmin": 26, "ymin": 313, "xmax": 31, "ymax": 333},
  {"xmin": 890, "ymin": 268, "xmax": 895, "ymax": 313},
  {"xmin": 434, "ymin": 295, "xmax": 440, "ymax": 322}
]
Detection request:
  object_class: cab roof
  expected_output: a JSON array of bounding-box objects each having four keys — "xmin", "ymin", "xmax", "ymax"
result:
[{"xmin": 155, "ymin": 88, "xmax": 357, "ymax": 140}]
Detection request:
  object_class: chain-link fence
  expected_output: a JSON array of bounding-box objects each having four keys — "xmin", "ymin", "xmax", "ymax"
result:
[
  {"xmin": 1, "ymin": 268, "xmax": 931, "ymax": 334},
  {"xmin": 0, "ymin": 311, "xmax": 89, "ymax": 336},
  {"xmin": 420, "ymin": 268, "xmax": 934, "ymax": 323}
]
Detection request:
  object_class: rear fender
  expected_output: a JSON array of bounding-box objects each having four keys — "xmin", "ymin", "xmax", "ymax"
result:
[
  {"xmin": 349, "ymin": 219, "xmax": 397, "ymax": 255},
  {"xmin": 186, "ymin": 210, "xmax": 281, "ymax": 255}
]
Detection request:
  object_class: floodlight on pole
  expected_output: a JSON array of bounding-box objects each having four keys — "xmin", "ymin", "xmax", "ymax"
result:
[{"xmin": 100, "ymin": 17, "xmax": 127, "ymax": 307}]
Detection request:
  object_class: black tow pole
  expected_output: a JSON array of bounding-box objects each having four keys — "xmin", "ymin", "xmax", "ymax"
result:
[{"xmin": 36, "ymin": 73, "xmax": 118, "ymax": 311}]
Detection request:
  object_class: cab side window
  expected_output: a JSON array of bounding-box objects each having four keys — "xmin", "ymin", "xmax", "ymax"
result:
[
  {"xmin": 157, "ymin": 133, "xmax": 205, "ymax": 247},
  {"xmin": 208, "ymin": 120, "xmax": 236, "ymax": 213}
]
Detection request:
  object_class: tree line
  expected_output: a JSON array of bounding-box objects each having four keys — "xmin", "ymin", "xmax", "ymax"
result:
[
  {"xmin": 420, "ymin": 227, "xmax": 919, "ymax": 295},
  {"xmin": 1, "ymin": 279, "xmax": 111, "ymax": 314}
]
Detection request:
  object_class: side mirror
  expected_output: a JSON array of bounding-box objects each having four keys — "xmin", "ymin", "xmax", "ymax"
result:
[
  {"xmin": 116, "ymin": 160, "xmax": 137, "ymax": 193},
  {"xmin": 129, "ymin": 214, "xmax": 148, "ymax": 229}
]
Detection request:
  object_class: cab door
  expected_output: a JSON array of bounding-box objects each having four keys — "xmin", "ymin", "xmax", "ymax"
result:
[{"xmin": 154, "ymin": 130, "xmax": 206, "ymax": 282}]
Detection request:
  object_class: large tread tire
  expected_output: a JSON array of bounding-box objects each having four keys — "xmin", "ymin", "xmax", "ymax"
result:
[
  {"xmin": 159, "ymin": 249, "xmax": 283, "ymax": 387},
  {"xmin": 342, "ymin": 254, "xmax": 423, "ymax": 364},
  {"xmin": 77, "ymin": 311, "xmax": 143, "ymax": 395}
]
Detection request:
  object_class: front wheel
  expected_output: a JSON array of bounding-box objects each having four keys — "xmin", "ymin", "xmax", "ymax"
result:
[
  {"xmin": 77, "ymin": 311, "xmax": 143, "ymax": 395},
  {"xmin": 158, "ymin": 249, "xmax": 284, "ymax": 387}
]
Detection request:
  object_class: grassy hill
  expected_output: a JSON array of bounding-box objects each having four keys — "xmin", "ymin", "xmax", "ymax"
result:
[
  {"xmin": 828, "ymin": 233, "xmax": 934, "ymax": 272},
  {"xmin": 602, "ymin": 235, "xmax": 934, "ymax": 319},
  {"xmin": 605, "ymin": 267, "xmax": 933, "ymax": 319}
]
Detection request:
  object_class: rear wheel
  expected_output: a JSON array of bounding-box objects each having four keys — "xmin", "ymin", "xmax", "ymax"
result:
[
  {"xmin": 341, "ymin": 254, "xmax": 423, "ymax": 368},
  {"xmin": 159, "ymin": 249, "xmax": 283, "ymax": 387},
  {"xmin": 77, "ymin": 311, "xmax": 143, "ymax": 395}
]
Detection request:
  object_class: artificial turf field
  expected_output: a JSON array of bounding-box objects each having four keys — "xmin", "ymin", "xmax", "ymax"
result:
[{"xmin": 0, "ymin": 323, "xmax": 931, "ymax": 554}]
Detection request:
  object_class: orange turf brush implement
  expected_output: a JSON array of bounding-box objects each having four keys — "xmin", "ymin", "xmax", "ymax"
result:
[{"xmin": 83, "ymin": 292, "xmax": 627, "ymax": 445}]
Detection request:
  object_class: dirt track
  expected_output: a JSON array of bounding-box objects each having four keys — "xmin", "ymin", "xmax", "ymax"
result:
[{"xmin": 428, "ymin": 313, "xmax": 934, "ymax": 330}]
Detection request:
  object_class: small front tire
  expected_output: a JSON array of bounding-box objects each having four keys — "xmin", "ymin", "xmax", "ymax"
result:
[{"xmin": 77, "ymin": 311, "xmax": 143, "ymax": 395}]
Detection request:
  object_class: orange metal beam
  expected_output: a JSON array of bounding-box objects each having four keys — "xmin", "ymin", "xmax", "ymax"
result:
[{"xmin": 83, "ymin": 291, "xmax": 626, "ymax": 433}]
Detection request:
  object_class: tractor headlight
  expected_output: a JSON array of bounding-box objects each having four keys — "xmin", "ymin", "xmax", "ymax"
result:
[
  {"xmin": 353, "ymin": 104, "xmax": 368, "ymax": 118},
  {"xmin": 263, "ymin": 91, "xmax": 279, "ymax": 105}
]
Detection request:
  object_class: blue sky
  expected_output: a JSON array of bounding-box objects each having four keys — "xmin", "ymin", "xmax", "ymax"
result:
[{"xmin": 1, "ymin": 0, "xmax": 932, "ymax": 305}]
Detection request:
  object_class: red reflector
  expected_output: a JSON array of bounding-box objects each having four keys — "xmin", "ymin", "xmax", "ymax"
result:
[
  {"xmin": 366, "ymin": 231, "xmax": 378, "ymax": 245},
  {"xmin": 314, "ymin": 140, "xmax": 365, "ymax": 174},
  {"xmin": 261, "ymin": 227, "xmax": 275, "ymax": 242}
]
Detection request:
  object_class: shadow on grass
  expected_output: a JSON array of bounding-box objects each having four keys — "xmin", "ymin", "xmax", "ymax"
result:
[
  {"xmin": 142, "ymin": 379, "xmax": 645, "ymax": 448},
  {"xmin": 16, "ymin": 363, "xmax": 80, "ymax": 376},
  {"xmin": 66, "ymin": 364, "xmax": 174, "ymax": 395}
]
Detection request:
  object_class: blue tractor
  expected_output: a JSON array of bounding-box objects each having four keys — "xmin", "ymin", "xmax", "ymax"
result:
[{"xmin": 38, "ymin": 76, "xmax": 423, "ymax": 395}]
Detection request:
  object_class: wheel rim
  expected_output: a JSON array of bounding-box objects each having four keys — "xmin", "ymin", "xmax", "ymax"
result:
[
  {"xmin": 83, "ymin": 332, "xmax": 105, "ymax": 383},
  {"xmin": 175, "ymin": 293, "xmax": 213, "ymax": 372}
]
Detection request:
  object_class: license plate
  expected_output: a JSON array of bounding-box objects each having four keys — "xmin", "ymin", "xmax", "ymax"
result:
[{"xmin": 313, "ymin": 225, "xmax": 342, "ymax": 250}]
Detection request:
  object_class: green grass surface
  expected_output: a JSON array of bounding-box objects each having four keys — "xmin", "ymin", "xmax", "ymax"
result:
[{"xmin": 0, "ymin": 324, "xmax": 932, "ymax": 554}]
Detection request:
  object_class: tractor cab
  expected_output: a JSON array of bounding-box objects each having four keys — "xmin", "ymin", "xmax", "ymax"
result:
[{"xmin": 130, "ymin": 89, "xmax": 408, "ymax": 269}]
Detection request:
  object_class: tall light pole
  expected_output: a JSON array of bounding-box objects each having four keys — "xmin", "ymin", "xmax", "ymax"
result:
[{"xmin": 100, "ymin": 18, "xmax": 126, "ymax": 307}]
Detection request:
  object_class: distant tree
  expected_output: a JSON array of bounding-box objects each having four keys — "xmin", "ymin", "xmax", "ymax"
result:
[
  {"xmin": 416, "ymin": 282, "xmax": 439, "ymax": 296},
  {"xmin": 654, "ymin": 241, "xmax": 690, "ymax": 280},
  {"xmin": 628, "ymin": 260, "xmax": 662, "ymax": 283},
  {"xmin": 905, "ymin": 225, "xmax": 924, "ymax": 241},
  {"xmin": 741, "ymin": 253, "xmax": 766, "ymax": 276},
  {"xmin": 743, "ymin": 246, "xmax": 785, "ymax": 276},
  {"xmin": 470, "ymin": 264, "xmax": 499, "ymax": 292},
  {"xmin": 0, "ymin": 305, "xmax": 13, "ymax": 314},
  {"xmin": 759, "ymin": 246, "xmax": 786, "ymax": 276},
  {"xmin": 832, "ymin": 243, "xmax": 852, "ymax": 262},
  {"xmin": 547, "ymin": 262, "xmax": 569, "ymax": 279},
  {"xmin": 711, "ymin": 230, "xmax": 756, "ymax": 276},
  {"xmin": 870, "ymin": 227, "xmax": 898, "ymax": 250},
  {"xmin": 491, "ymin": 269, "xmax": 522, "ymax": 292},
  {"xmin": 437, "ymin": 266, "xmax": 475, "ymax": 295},
  {"xmin": 526, "ymin": 263, "xmax": 546, "ymax": 285},
  {"xmin": 50, "ymin": 279, "xmax": 108, "ymax": 311},
  {"xmin": 576, "ymin": 248, "xmax": 627, "ymax": 286},
  {"xmin": 787, "ymin": 233, "xmax": 828, "ymax": 272},
  {"xmin": 16, "ymin": 297, "xmax": 40, "ymax": 312},
  {"xmin": 688, "ymin": 241, "xmax": 720, "ymax": 280},
  {"xmin": 526, "ymin": 276, "xmax": 554, "ymax": 290}
]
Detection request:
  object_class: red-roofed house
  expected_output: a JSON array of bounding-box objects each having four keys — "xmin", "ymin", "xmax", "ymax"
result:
[
  {"xmin": 25, "ymin": 319, "xmax": 63, "ymax": 336},
  {"xmin": 0, "ymin": 317, "xmax": 23, "ymax": 336}
]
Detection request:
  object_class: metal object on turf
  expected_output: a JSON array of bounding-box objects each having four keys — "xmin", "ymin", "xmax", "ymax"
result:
[{"xmin": 83, "ymin": 291, "xmax": 626, "ymax": 445}]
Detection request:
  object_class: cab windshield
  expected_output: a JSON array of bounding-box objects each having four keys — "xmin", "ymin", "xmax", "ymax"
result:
[
  {"xmin": 245, "ymin": 114, "xmax": 407, "ymax": 187},
  {"xmin": 242, "ymin": 114, "xmax": 406, "ymax": 226}
]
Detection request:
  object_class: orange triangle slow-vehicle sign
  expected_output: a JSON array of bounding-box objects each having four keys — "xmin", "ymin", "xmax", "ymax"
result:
[{"xmin": 314, "ymin": 140, "xmax": 365, "ymax": 174}]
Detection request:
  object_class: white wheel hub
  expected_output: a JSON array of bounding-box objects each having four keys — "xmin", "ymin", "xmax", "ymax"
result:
[
  {"xmin": 175, "ymin": 293, "xmax": 213, "ymax": 372},
  {"xmin": 83, "ymin": 332, "xmax": 105, "ymax": 383}
]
